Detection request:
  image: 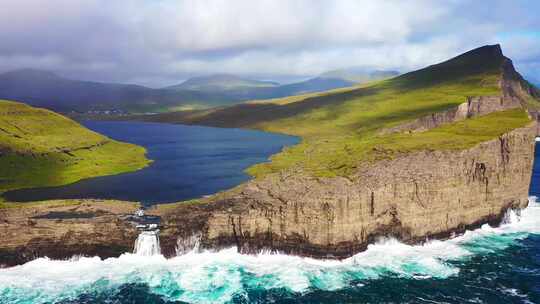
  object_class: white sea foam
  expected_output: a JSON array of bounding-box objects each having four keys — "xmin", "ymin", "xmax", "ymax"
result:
[{"xmin": 1, "ymin": 197, "xmax": 539, "ymax": 304}]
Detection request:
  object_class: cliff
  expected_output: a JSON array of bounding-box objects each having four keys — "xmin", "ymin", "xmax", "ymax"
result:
[
  {"xmin": 1, "ymin": 45, "xmax": 539, "ymax": 265},
  {"xmin": 0, "ymin": 200, "xmax": 140, "ymax": 267},
  {"xmin": 151, "ymin": 45, "xmax": 539, "ymax": 258},
  {"xmin": 154, "ymin": 122, "xmax": 535, "ymax": 258}
]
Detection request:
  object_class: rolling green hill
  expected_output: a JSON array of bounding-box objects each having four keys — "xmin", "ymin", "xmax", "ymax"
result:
[
  {"xmin": 140, "ymin": 45, "xmax": 538, "ymax": 178},
  {"xmin": 166, "ymin": 70, "xmax": 399, "ymax": 102},
  {"xmin": 166, "ymin": 74, "xmax": 279, "ymax": 91},
  {"xmin": 0, "ymin": 100, "xmax": 150, "ymax": 197},
  {"xmin": 0, "ymin": 69, "xmax": 394, "ymax": 114},
  {"xmin": 0, "ymin": 69, "xmax": 237, "ymax": 113},
  {"xmin": 319, "ymin": 68, "xmax": 399, "ymax": 83}
]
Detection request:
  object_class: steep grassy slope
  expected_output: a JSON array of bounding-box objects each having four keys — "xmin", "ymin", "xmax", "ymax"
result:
[
  {"xmin": 142, "ymin": 45, "xmax": 535, "ymax": 178},
  {"xmin": 0, "ymin": 100, "xmax": 150, "ymax": 196}
]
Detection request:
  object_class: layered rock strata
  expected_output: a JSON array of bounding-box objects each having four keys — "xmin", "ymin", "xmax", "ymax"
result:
[
  {"xmin": 0, "ymin": 200, "xmax": 139, "ymax": 267},
  {"xmin": 155, "ymin": 123, "xmax": 535, "ymax": 259}
]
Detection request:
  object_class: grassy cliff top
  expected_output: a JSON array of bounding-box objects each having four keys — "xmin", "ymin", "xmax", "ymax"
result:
[
  {"xmin": 143, "ymin": 45, "xmax": 534, "ymax": 178},
  {"xmin": 0, "ymin": 100, "xmax": 150, "ymax": 195}
]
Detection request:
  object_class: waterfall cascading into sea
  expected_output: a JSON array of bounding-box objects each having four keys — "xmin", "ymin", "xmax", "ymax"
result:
[
  {"xmin": 133, "ymin": 230, "xmax": 161, "ymax": 256},
  {"xmin": 1, "ymin": 197, "xmax": 539, "ymax": 303}
]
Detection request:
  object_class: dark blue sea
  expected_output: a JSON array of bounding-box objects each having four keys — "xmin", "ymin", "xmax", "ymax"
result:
[
  {"xmin": 0, "ymin": 125, "xmax": 539, "ymax": 304},
  {"xmin": 2, "ymin": 121, "xmax": 299, "ymax": 206}
]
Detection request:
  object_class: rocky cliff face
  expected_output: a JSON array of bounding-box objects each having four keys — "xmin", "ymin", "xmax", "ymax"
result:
[
  {"xmin": 0, "ymin": 200, "xmax": 140, "ymax": 267},
  {"xmin": 383, "ymin": 57, "xmax": 528, "ymax": 135},
  {"xmin": 155, "ymin": 123, "xmax": 535, "ymax": 258},
  {"xmin": 1, "ymin": 46, "xmax": 539, "ymax": 266},
  {"xmin": 153, "ymin": 56, "xmax": 539, "ymax": 259}
]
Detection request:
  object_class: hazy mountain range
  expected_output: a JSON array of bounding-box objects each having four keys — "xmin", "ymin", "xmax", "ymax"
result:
[{"xmin": 0, "ymin": 68, "xmax": 399, "ymax": 113}]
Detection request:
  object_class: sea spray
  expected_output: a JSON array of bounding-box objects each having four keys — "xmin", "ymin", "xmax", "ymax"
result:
[
  {"xmin": 502, "ymin": 207, "xmax": 521, "ymax": 225},
  {"xmin": 0, "ymin": 197, "xmax": 539, "ymax": 304},
  {"xmin": 176, "ymin": 233, "xmax": 202, "ymax": 255},
  {"xmin": 134, "ymin": 230, "xmax": 161, "ymax": 256}
]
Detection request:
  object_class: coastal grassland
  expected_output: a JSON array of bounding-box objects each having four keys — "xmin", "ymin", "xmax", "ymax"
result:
[
  {"xmin": 140, "ymin": 45, "xmax": 532, "ymax": 179},
  {"xmin": 0, "ymin": 100, "xmax": 150, "ymax": 193},
  {"xmin": 246, "ymin": 70, "xmax": 508, "ymax": 177},
  {"xmin": 243, "ymin": 46, "xmax": 538, "ymax": 178}
]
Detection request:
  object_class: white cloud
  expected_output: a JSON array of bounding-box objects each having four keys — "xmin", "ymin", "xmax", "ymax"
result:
[{"xmin": 0, "ymin": 0, "xmax": 538, "ymax": 86}]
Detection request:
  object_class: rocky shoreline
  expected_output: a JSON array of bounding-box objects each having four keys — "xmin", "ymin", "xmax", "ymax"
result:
[
  {"xmin": 1, "ymin": 46, "xmax": 539, "ymax": 267},
  {"xmin": 0, "ymin": 117, "xmax": 534, "ymax": 267},
  {"xmin": 0, "ymin": 122, "xmax": 536, "ymax": 267},
  {"xmin": 152, "ymin": 123, "xmax": 535, "ymax": 259},
  {"xmin": 0, "ymin": 200, "xmax": 140, "ymax": 267}
]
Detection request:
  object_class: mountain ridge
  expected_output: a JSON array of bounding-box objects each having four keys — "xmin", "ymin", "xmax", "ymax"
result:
[
  {"xmin": 167, "ymin": 74, "xmax": 279, "ymax": 91},
  {"xmin": 144, "ymin": 44, "xmax": 539, "ymax": 260},
  {"xmin": 0, "ymin": 68, "xmax": 398, "ymax": 113}
]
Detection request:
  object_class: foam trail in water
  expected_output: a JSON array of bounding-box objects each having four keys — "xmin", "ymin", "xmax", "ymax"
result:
[
  {"xmin": 134, "ymin": 230, "xmax": 161, "ymax": 256},
  {"xmin": 1, "ymin": 197, "xmax": 539, "ymax": 304}
]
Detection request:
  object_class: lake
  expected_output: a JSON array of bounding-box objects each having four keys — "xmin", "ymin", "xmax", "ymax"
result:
[
  {"xmin": 1, "ymin": 130, "xmax": 539, "ymax": 303},
  {"xmin": 2, "ymin": 121, "xmax": 299, "ymax": 206}
]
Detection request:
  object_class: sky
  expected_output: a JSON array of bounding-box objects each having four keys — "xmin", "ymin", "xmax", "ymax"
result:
[{"xmin": 0, "ymin": 0, "xmax": 539, "ymax": 87}]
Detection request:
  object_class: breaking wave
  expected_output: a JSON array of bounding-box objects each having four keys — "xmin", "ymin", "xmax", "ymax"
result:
[{"xmin": 1, "ymin": 198, "xmax": 539, "ymax": 304}]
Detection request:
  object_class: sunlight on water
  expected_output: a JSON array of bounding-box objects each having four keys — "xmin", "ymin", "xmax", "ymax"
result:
[{"xmin": 0, "ymin": 198, "xmax": 539, "ymax": 304}]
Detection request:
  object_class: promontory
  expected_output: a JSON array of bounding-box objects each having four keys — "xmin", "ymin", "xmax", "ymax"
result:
[{"xmin": 1, "ymin": 44, "xmax": 540, "ymax": 266}]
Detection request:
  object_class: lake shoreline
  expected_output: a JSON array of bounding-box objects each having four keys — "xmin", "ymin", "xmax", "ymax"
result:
[{"xmin": 2, "ymin": 121, "xmax": 299, "ymax": 205}]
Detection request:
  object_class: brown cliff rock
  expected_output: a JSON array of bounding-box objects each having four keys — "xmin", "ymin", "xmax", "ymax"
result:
[
  {"xmin": 0, "ymin": 200, "xmax": 140, "ymax": 267},
  {"xmin": 1, "ymin": 45, "xmax": 539, "ymax": 265},
  {"xmin": 154, "ymin": 123, "xmax": 535, "ymax": 259}
]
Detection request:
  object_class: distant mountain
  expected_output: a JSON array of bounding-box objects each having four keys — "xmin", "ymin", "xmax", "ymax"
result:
[
  {"xmin": 165, "ymin": 69, "xmax": 399, "ymax": 101},
  {"xmin": 319, "ymin": 68, "xmax": 399, "ymax": 83},
  {"xmin": 167, "ymin": 74, "xmax": 279, "ymax": 92},
  {"xmin": 0, "ymin": 68, "xmax": 399, "ymax": 113},
  {"xmin": 0, "ymin": 69, "xmax": 232, "ymax": 113}
]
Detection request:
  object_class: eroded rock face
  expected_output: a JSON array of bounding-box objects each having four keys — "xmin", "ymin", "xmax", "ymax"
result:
[
  {"xmin": 152, "ymin": 57, "xmax": 538, "ymax": 259},
  {"xmin": 1, "ymin": 52, "xmax": 538, "ymax": 265},
  {"xmin": 0, "ymin": 200, "xmax": 139, "ymax": 267},
  {"xmin": 155, "ymin": 123, "xmax": 535, "ymax": 259}
]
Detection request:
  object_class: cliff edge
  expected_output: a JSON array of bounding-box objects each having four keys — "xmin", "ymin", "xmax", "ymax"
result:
[
  {"xmin": 150, "ymin": 44, "xmax": 539, "ymax": 258},
  {"xmin": 1, "ymin": 45, "xmax": 539, "ymax": 265}
]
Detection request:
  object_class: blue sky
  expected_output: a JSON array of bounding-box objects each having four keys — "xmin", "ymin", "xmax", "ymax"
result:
[{"xmin": 0, "ymin": 0, "xmax": 538, "ymax": 86}]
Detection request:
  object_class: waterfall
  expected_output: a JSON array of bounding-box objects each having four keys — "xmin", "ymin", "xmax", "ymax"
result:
[{"xmin": 134, "ymin": 230, "xmax": 161, "ymax": 256}]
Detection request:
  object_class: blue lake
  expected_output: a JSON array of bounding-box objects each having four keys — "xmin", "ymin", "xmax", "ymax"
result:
[
  {"xmin": 1, "ymin": 129, "xmax": 540, "ymax": 303},
  {"xmin": 3, "ymin": 121, "xmax": 299, "ymax": 206}
]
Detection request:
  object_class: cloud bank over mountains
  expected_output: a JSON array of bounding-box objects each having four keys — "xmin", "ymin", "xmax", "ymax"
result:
[{"xmin": 0, "ymin": 0, "xmax": 538, "ymax": 86}]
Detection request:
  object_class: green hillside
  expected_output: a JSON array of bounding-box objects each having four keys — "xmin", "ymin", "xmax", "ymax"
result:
[
  {"xmin": 0, "ymin": 100, "xmax": 150, "ymax": 197},
  {"xmin": 142, "ymin": 45, "xmax": 535, "ymax": 178}
]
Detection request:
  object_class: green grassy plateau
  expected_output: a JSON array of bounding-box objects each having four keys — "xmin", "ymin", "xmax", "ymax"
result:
[
  {"xmin": 144, "ymin": 45, "xmax": 536, "ymax": 178},
  {"xmin": 0, "ymin": 100, "xmax": 150, "ymax": 198}
]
